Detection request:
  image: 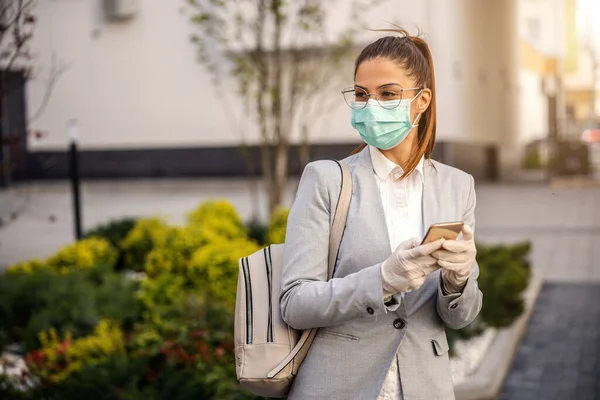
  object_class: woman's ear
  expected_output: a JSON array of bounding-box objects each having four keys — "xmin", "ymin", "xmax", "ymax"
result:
[{"xmin": 416, "ymin": 88, "xmax": 432, "ymax": 114}]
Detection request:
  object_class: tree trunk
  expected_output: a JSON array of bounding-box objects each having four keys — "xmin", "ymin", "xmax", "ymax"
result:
[
  {"xmin": 268, "ymin": 0, "xmax": 285, "ymax": 216},
  {"xmin": 0, "ymin": 74, "xmax": 6, "ymax": 187},
  {"xmin": 271, "ymin": 140, "xmax": 288, "ymax": 214},
  {"xmin": 299, "ymin": 122, "xmax": 310, "ymax": 169}
]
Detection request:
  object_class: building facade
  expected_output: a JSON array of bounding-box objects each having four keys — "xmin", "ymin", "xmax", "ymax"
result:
[{"xmin": 8, "ymin": 0, "xmax": 574, "ymax": 182}]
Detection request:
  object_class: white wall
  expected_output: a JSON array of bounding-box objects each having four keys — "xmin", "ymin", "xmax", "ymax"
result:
[
  {"xmin": 27, "ymin": 0, "xmax": 526, "ymax": 152},
  {"xmin": 28, "ymin": 1, "xmax": 237, "ymax": 150}
]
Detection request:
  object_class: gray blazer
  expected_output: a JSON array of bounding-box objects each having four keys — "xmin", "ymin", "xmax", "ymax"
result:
[{"xmin": 280, "ymin": 147, "xmax": 483, "ymax": 400}]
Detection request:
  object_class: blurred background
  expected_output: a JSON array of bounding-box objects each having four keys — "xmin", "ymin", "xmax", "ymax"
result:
[{"xmin": 0, "ymin": 0, "xmax": 598, "ymax": 399}]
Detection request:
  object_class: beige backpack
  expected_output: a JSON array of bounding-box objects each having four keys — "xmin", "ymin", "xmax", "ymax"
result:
[{"xmin": 234, "ymin": 160, "xmax": 352, "ymax": 398}]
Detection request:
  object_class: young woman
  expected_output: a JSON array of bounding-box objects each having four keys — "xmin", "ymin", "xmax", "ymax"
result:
[{"xmin": 280, "ymin": 29, "xmax": 482, "ymax": 400}]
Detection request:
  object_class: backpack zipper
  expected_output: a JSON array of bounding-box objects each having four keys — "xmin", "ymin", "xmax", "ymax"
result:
[
  {"xmin": 241, "ymin": 257, "xmax": 253, "ymax": 344},
  {"xmin": 264, "ymin": 247, "xmax": 274, "ymax": 343}
]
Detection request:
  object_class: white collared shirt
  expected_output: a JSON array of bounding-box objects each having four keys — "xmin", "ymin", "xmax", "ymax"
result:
[
  {"xmin": 370, "ymin": 145, "xmax": 425, "ymax": 400},
  {"xmin": 369, "ymin": 145, "xmax": 425, "ymax": 252}
]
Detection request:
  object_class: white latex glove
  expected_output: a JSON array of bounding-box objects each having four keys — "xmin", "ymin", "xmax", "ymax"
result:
[
  {"xmin": 432, "ymin": 225, "xmax": 477, "ymax": 293},
  {"xmin": 381, "ymin": 238, "xmax": 445, "ymax": 296}
]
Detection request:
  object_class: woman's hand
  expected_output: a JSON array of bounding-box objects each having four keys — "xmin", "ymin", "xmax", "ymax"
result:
[
  {"xmin": 432, "ymin": 225, "xmax": 477, "ymax": 293},
  {"xmin": 381, "ymin": 238, "xmax": 444, "ymax": 295}
]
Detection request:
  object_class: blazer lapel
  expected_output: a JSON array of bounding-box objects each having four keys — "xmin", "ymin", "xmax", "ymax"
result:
[{"xmin": 355, "ymin": 147, "xmax": 392, "ymax": 254}]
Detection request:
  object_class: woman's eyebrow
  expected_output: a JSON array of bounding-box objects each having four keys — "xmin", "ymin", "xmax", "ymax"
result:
[
  {"xmin": 354, "ymin": 83, "xmax": 403, "ymax": 90},
  {"xmin": 378, "ymin": 83, "xmax": 403, "ymax": 89}
]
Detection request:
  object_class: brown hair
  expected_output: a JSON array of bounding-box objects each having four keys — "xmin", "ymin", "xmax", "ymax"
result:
[{"xmin": 350, "ymin": 28, "xmax": 437, "ymax": 178}]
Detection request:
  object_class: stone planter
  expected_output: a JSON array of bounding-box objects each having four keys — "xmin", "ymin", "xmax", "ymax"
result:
[{"xmin": 453, "ymin": 274, "xmax": 543, "ymax": 400}]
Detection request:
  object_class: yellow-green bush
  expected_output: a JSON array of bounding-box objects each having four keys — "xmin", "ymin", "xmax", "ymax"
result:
[
  {"xmin": 266, "ymin": 207, "xmax": 290, "ymax": 244},
  {"xmin": 6, "ymin": 259, "xmax": 46, "ymax": 275},
  {"xmin": 8, "ymin": 238, "xmax": 117, "ymax": 275},
  {"xmin": 46, "ymin": 238, "xmax": 117, "ymax": 273},
  {"xmin": 121, "ymin": 218, "xmax": 177, "ymax": 271},
  {"xmin": 169, "ymin": 225, "xmax": 207, "ymax": 259},
  {"xmin": 186, "ymin": 200, "xmax": 248, "ymax": 241},
  {"xmin": 136, "ymin": 274, "xmax": 191, "ymax": 334},
  {"xmin": 188, "ymin": 238, "xmax": 260, "ymax": 307},
  {"xmin": 28, "ymin": 319, "xmax": 124, "ymax": 383},
  {"xmin": 143, "ymin": 247, "xmax": 187, "ymax": 278}
]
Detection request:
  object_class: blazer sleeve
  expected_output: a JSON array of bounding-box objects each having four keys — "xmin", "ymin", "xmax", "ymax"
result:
[
  {"xmin": 279, "ymin": 161, "xmax": 390, "ymax": 331},
  {"xmin": 436, "ymin": 174, "xmax": 483, "ymax": 330}
]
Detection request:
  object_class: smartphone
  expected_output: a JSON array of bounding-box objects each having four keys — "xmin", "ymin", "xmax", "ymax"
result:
[{"xmin": 421, "ymin": 222, "xmax": 464, "ymax": 245}]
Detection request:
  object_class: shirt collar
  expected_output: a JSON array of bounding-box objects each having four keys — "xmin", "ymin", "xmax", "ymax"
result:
[{"xmin": 369, "ymin": 145, "xmax": 425, "ymax": 181}]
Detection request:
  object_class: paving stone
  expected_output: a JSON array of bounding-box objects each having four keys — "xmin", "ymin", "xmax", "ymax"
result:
[
  {"xmin": 501, "ymin": 283, "xmax": 600, "ymax": 399},
  {"xmin": 574, "ymin": 390, "xmax": 596, "ymax": 400},
  {"xmin": 535, "ymin": 385, "xmax": 556, "ymax": 400}
]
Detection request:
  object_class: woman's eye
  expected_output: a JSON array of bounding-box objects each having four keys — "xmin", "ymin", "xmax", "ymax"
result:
[
  {"xmin": 381, "ymin": 91, "xmax": 399, "ymax": 98},
  {"xmin": 355, "ymin": 92, "xmax": 368, "ymax": 100}
]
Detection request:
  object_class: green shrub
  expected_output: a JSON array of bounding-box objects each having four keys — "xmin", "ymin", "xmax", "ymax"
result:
[
  {"xmin": 168, "ymin": 225, "xmax": 207, "ymax": 260},
  {"xmin": 7, "ymin": 238, "xmax": 117, "ymax": 277},
  {"xmin": 27, "ymin": 319, "xmax": 125, "ymax": 383},
  {"xmin": 84, "ymin": 218, "xmax": 139, "ymax": 271},
  {"xmin": 136, "ymin": 274, "xmax": 190, "ymax": 335},
  {"xmin": 12, "ymin": 349, "xmax": 260, "ymax": 400},
  {"xmin": 246, "ymin": 219, "xmax": 269, "ymax": 246},
  {"xmin": 266, "ymin": 207, "xmax": 289, "ymax": 245},
  {"xmin": 84, "ymin": 218, "xmax": 138, "ymax": 249},
  {"xmin": 446, "ymin": 241, "xmax": 531, "ymax": 350},
  {"xmin": 477, "ymin": 242, "xmax": 531, "ymax": 327},
  {"xmin": 0, "ymin": 199, "xmax": 533, "ymax": 397},
  {"xmin": 186, "ymin": 200, "xmax": 248, "ymax": 241},
  {"xmin": 143, "ymin": 248, "xmax": 188, "ymax": 278},
  {"xmin": 245, "ymin": 208, "xmax": 290, "ymax": 246},
  {"xmin": 0, "ymin": 269, "xmax": 140, "ymax": 352},
  {"xmin": 47, "ymin": 238, "xmax": 118, "ymax": 274},
  {"xmin": 4, "ymin": 258, "xmax": 45, "ymax": 275},
  {"xmin": 120, "ymin": 218, "xmax": 177, "ymax": 271},
  {"xmin": 188, "ymin": 238, "xmax": 260, "ymax": 307},
  {"xmin": 521, "ymin": 148, "xmax": 544, "ymax": 170}
]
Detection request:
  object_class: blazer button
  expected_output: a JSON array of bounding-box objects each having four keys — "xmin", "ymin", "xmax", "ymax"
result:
[
  {"xmin": 366, "ymin": 306, "xmax": 374, "ymax": 315},
  {"xmin": 450, "ymin": 303, "xmax": 458, "ymax": 309},
  {"xmin": 393, "ymin": 318, "xmax": 406, "ymax": 330}
]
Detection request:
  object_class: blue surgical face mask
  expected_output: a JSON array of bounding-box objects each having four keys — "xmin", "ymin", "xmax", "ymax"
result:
[{"xmin": 351, "ymin": 91, "xmax": 422, "ymax": 150}]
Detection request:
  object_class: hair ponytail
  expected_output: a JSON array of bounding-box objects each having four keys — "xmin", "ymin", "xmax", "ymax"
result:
[{"xmin": 407, "ymin": 36, "xmax": 436, "ymax": 163}]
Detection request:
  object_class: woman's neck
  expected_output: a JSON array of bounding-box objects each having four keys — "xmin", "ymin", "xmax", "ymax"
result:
[{"xmin": 379, "ymin": 134, "xmax": 417, "ymax": 170}]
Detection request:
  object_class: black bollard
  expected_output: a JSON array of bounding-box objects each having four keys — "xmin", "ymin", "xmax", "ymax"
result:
[{"xmin": 68, "ymin": 120, "xmax": 82, "ymax": 240}]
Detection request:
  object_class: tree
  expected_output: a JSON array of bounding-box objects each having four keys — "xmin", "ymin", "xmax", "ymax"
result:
[
  {"xmin": 0, "ymin": 0, "xmax": 69, "ymax": 187},
  {"xmin": 0, "ymin": 1, "xmax": 69, "ymax": 236},
  {"xmin": 188, "ymin": 0, "xmax": 384, "ymax": 214},
  {"xmin": 0, "ymin": 0, "xmax": 36, "ymax": 186},
  {"xmin": 0, "ymin": 0, "xmax": 35, "ymax": 75}
]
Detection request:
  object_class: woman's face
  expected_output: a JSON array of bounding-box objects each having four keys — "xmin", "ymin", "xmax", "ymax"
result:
[{"xmin": 354, "ymin": 57, "xmax": 431, "ymax": 125}]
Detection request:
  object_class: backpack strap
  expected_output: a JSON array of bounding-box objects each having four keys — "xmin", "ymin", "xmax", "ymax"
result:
[
  {"xmin": 328, "ymin": 160, "xmax": 352, "ymax": 280},
  {"xmin": 267, "ymin": 160, "xmax": 352, "ymax": 379}
]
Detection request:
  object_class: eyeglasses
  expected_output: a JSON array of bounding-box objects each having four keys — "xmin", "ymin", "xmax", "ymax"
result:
[{"xmin": 341, "ymin": 85, "xmax": 423, "ymax": 110}]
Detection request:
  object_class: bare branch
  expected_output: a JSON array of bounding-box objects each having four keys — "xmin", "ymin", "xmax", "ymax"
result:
[
  {"xmin": 28, "ymin": 54, "xmax": 72, "ymax": 123},
  {"xmin": 1, "ymin": 0, "xmax": 36, "ymax": 72}
]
